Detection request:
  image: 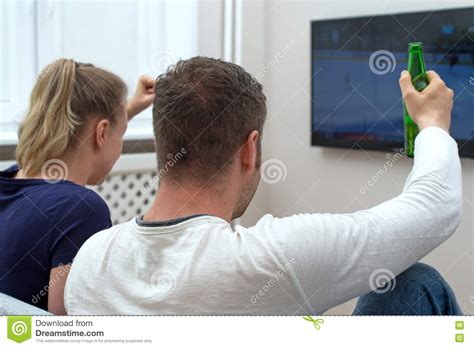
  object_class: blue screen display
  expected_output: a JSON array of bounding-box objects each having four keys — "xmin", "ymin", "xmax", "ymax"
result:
[{"xmin": 311, "ymin": 8, "xmax": 474, "ymax": 157}]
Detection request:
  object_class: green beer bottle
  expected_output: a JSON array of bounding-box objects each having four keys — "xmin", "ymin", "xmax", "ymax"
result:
[{"xmin": 404, "ymin": 42, "xmax": 429, "ymax": 157}]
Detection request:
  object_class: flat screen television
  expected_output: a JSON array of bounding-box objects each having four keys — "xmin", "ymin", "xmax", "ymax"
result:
[{"xmin": 311, "ymin": 7, "xmax": 474, "ymax": 158}]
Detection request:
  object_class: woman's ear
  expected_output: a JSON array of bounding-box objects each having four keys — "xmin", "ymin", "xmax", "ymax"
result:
[
  {"xmin": 241, "ymin": 130, "xmax": 259, "ymax": 174},
  {"xmin": 94, "ymin": 119, "xmax": 111, "ymax": 150}
]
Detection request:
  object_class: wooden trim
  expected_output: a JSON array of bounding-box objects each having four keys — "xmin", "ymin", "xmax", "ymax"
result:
[
  {"xmin": 0, "ymin": 145, "xmax": 15, "ymax": 162},
  {"xmin": 0, "ymin": 139, "xmax": 156, "ymax": 162},
  {"xmin": 121, "ymin": 139, "xmax": 156, "ymax": 155}
]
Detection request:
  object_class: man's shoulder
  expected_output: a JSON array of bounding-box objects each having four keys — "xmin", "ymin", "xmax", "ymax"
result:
[{"xmin": 73, "ymin": 219, "xmax": 135, "ymax": 260}]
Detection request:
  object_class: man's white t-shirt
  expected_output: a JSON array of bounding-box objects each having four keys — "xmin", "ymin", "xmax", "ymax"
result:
[{"xmin": 65, "ymin": 127, "xmax": 462, "ymax": 315}]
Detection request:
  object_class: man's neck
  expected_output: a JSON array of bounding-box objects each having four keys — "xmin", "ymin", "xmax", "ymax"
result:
[{"xmin": 143, "ymin": 179, "xmax": 236, "ymax": 223}]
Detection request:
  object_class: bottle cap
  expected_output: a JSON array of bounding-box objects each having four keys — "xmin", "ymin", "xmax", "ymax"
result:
[{"xmin": 408, "ymin": 42, "xmax": 423, "ymax": 51}]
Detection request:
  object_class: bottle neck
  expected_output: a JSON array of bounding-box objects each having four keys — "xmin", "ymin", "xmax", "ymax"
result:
[{"xmin": 408, "ymin": 51, "xmax": 427, "ymax": 90}]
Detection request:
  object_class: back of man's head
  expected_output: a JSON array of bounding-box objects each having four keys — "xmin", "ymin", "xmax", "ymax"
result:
[{"xmin": 152, "ymin": 56, "xmax": 267, "ymax": 183}]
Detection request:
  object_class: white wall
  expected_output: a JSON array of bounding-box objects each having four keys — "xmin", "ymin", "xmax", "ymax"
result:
[{"xmin": 240, "ymin": 0, "xmax": 474, "ymax": 314}]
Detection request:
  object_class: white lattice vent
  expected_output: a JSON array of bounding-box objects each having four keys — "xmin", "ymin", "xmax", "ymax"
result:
[{"xmin": 91, "ymin": 171, "xmax": 157, "ymax": 225}]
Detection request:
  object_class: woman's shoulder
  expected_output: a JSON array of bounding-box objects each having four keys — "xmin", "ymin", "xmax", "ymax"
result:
[
  {"xmin": 0, "ymin": 164, "xmax": 111, "ymax": 226},
  {"xmin": 1, "ymin": 164, "xmax": 108, "ymax": 212},
  {"xmin": 49, "ymin": 183, "xmax": 110, "ymax": 217},
  {"xmin": 31, "ymin": 182, "xmax": 111, "ymax": 228},
  {"xmin": 45, "ymin": 184, "xmax": 112, "ymax": 239}
]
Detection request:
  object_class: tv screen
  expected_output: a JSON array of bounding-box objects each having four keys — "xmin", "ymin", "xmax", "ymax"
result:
[{"xmin": 311, "ymin": 8, "xmax": 474, "ymax": 158}]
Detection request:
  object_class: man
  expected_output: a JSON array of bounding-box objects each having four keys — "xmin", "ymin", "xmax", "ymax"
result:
[{"xmin": 65, "ymin": 57, "xmax": 462, "ymax": 315}]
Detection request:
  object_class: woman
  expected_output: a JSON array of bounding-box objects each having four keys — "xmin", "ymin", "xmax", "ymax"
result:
[{"xmin": 0, "ymin": 59, "xmax": 155, "ymax": 314}]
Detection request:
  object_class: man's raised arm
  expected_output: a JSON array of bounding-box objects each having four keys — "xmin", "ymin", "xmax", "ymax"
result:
[{"xmin": 265, "ymin": 70, "xmax": 462, "ymax": 313}]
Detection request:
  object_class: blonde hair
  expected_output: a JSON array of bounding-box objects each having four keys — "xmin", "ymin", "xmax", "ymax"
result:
[{"xmin": 16, "ymin": 59, "xmax": 127, "ymax": 176}]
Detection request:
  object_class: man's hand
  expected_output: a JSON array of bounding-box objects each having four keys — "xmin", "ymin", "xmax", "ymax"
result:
[
  {"xmin": 399, "ymin": 70, "xmax": 454, "ymax": 132},
  {"xmin": 127, "ymin": 75, "xmax": 156, "ymax": 119}
]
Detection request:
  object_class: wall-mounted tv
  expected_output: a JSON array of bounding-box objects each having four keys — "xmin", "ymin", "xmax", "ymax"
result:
[{"xmin": 311, "ymin": 7, "xmax": 474, "ymax": 158}]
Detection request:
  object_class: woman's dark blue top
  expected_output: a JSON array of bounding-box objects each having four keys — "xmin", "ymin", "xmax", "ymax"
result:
[{"xmin": 0, "ymin": 165, "xmax": 111, "ymax": 310}]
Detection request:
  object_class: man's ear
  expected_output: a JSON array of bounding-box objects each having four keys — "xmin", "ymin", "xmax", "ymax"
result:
[
  {"xmin": 94, "ymin": 119, "xmax": 110, "ymax": 150},
  {"xmin": 241, "ymin": 130, "xmax": 259, "ymax": 174}
]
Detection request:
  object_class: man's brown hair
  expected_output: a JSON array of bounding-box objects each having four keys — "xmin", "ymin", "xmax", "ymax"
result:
[{"xmin": 152, "ymin": 56, "xmax": 267, "ymax": 181}]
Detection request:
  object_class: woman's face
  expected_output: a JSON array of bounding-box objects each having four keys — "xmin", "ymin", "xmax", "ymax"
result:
[{"xmin": 87, "ymin": 100, "xmax": 128, "ymax": 185}]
